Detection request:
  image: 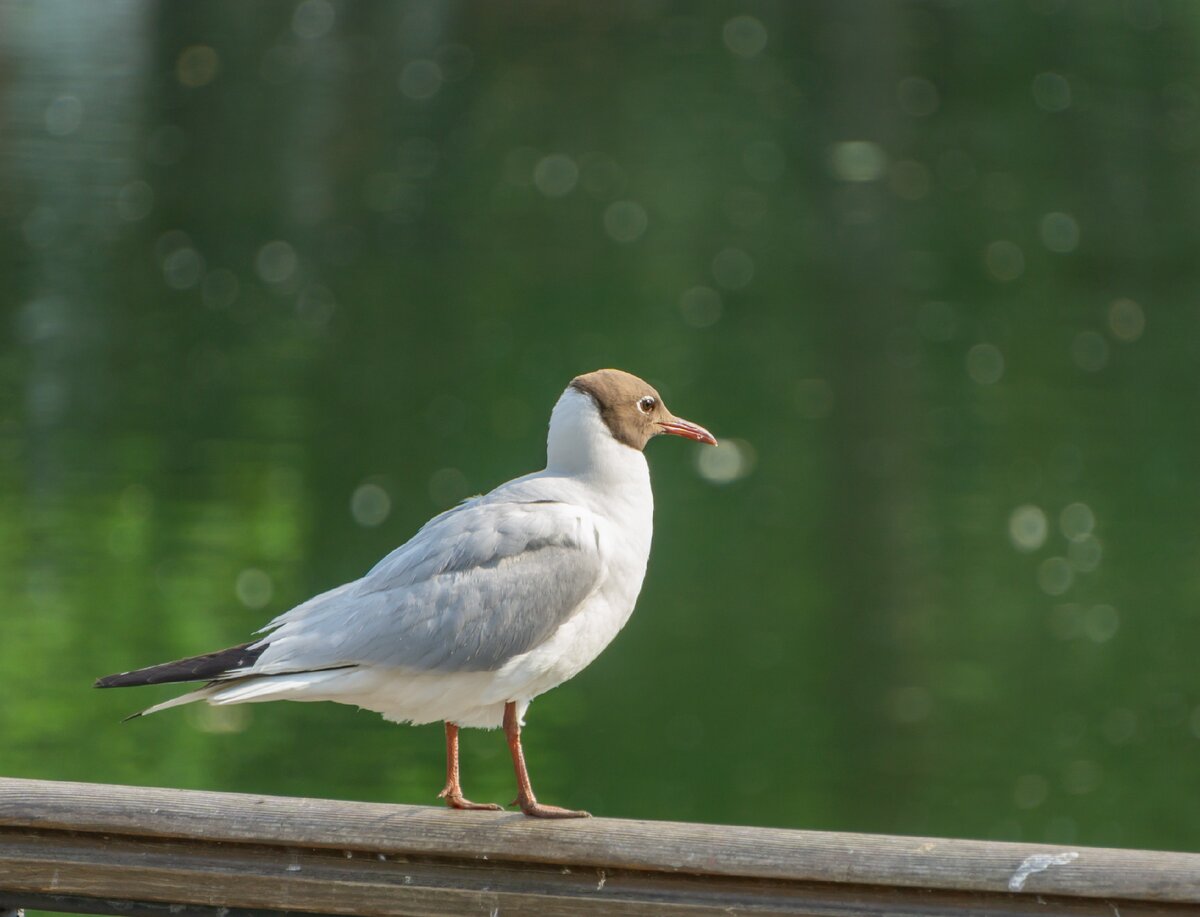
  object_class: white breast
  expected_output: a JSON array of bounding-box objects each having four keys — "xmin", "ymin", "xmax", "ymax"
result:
[{"xmin": 485, "ymin": 389, "xmax": 656, "ymax": 713}]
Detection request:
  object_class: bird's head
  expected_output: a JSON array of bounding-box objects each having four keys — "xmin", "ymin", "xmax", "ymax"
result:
[{"xmin": 569, "ymin": 369, "xmax": 717, "ymax": 452}]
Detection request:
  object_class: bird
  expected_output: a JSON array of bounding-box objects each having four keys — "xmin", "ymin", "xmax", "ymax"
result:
[{"xmin": 95, "ymin": 368, "xmax": 717, "ymax": 818}]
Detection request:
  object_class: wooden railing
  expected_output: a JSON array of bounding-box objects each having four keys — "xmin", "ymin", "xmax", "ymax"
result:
[{"xmin": 1, "ymin": 776, "xmax": 1198, "ymax": 915}]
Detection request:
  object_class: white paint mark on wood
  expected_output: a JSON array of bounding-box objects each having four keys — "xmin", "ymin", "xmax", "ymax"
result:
[{"xmin": 1008, "ymin": 851, "xmax": 1079, "ymax": 891}]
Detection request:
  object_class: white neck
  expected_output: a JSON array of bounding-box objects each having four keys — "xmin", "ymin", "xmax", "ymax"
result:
[{"xmin": 545, "ymin": 387, "xmax": 650, "ymax": 488}]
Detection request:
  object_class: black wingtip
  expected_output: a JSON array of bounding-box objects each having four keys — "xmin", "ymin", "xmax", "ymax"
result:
[
  {"xmin": 94, "ymin": 642, "xmax": 266, "ymax": 689},
  {"xmin": 95, "ymin": 671, "xmax": 142, "ymax": 689},
  {"xmin": 121, "ymin": 710, "xmax": 143, "ymax": 723}
]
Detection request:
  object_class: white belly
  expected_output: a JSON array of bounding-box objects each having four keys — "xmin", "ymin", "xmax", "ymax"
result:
[
  {"xmin": 205, "ymin": 592, "xmax": 638, "ymax": 728},
  {"xmin": 207, "ymin": 524, "xmax": 650, "ymax": 729}
]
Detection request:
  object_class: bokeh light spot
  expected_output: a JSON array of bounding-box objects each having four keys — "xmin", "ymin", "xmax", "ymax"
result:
[
  {"xmin": 722, "ymin": 15, "xmax": 767, "ymax": 58},
  {"xmin": 1108, "ymin": 298, "xmax": 1145, "ymax": 342},
  {"xmin": 191, "ymin": 704, "xmax": 250, "ymax": 734},
  {"xmin": 711, "ymin": 247, "xmax": 754, "ymax": 289},
  {"xmin": 534, "ymin": 154, "xmax": 579, "ymax": 197},
  {"xmin": 235, "ymin": 568, "xmax": 274, "ymax": 609},
  {"xmin": 1040, "ymin": 211, "xmax": 1080, "ymax": 252},
  {"xmin": 603, "ymin": 200, "xmax": 648, "ymax": 242},
  {"xmin": 1009, "ymin": 504, "xmax": 1048, "ymax": 552},
  {"xmin": 679, "ymin": 285, "xmax": 722, "ymax": 328},
  {"xmin": 116, "ymin": 180, "xmax": 154, "ymax": 222},
  {"xmin": 1037, "ymin": 556, "xmax": 1074, "ymax": 595},
  {"xmin": 399, "ymin": 59, "xmax": 443, "ymax": 100},
  {"xmin": 829, "ymin": 140, "xmax": 888, "ymax": 182},
  {"xmin": 1059, "ymin": 502, "xmax": 1095, "ymax": 541},
  {"xmin": 1013, "ymin": 774, "xmax": 1049, "ymax": 810},
  {"xmin": 1032, "ymin": 71, "xmax": 1071, "ymax": 111},
  {"xmin": 292, "ymin": 0, "xmax": 335, "ymax": 39},
  {"xmin": 1068, "ymin": 535, "xmax": 1102, "ymax": 572},
  {"xmin": 1063, "ymin": 759, "xmax": 1103, "ymax": 795},
  {"xmin": 696, "ymin": 438, "xmax": 756, "ymax": 484},
  {"xmin": 429, "ymin": 467, "xmax": 470, "ymax": 507},
  {"xmin": 984, "ymin": 240, "xmax": 1025, "ymax": 281},
  {"xmin": 177, "ymin": 45, "xmax": 220, "ymax": 88},
  {"xmin": 44, "ymin": 95, "xmax": 83, "ymax": 136},
  {"xmin": 162, "ymin": 247, "xmax": 204, "ymax": 290},
  {"xmin": 256, "ymin": 240, "xmax": 299, "ymax": 284},
  {"xmin": 889, "ymin": 160, "xmax": 931, "ymax": 200},
  {"xmin": 1071, "ymin": 331, "xmax": 1109, "ymax": 372},
  {"xmin": 297, "ymin": 283, "xmax": 335, "ymax": 327},
  {"xmin": 1083, "ymin": 604, "xmax": 1119, "ymax": 643},
  {"xmin": 1103, "ymin": 707, "xmax": 1137, "ymax": 744},
  {"xmin": 888, "ymin": 685, "xmax": 932, "ymax": 724},
  {"xmin": 351, "ymin": 482, "xmax": 391, "ymax": 527},
  {"xmin": 966, "ymin": 343, "xmax": 1004, "ymax": 384}
]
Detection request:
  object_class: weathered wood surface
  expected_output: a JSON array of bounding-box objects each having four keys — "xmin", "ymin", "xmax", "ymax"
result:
[{"xmin": 1, "ymin": 777, "xmax": 1198, "ymax": 916}]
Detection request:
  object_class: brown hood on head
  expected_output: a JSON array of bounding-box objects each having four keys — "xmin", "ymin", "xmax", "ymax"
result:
[{"xmin": 570, "ymin": 369, "xmax": 717, "ymax": 451}]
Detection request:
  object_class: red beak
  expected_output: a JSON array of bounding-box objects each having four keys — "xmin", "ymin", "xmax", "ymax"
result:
[{"xmin": 657, "ymin": 417, "xmax": 718, "ymax": 446}]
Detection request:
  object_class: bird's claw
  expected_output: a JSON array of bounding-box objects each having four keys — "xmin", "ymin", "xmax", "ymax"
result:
[
  {"xmin": 439, "ymin": 789, "xmax": 503, "ymax": 811},
  {"xmin": 512, "ymin": 796, "xmax": 591, "ymax": 818}
]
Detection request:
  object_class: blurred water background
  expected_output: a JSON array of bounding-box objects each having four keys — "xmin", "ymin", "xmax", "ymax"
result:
[{"xmin": 2, "ymin": 0, "xmax": 1199, "ymax": 854}]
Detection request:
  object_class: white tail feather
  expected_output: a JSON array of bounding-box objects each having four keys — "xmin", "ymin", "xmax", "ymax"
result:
[
  {"xmin": 137, "ymin": 685, "xmax": 220, "ymax": 717},
  {"xmin": 132, "ymin": 668, "xmax": 360, "ymax": 719},
  {"xmin": 207, "ymin": 670, "xmax": 351, "ymax": 706}
]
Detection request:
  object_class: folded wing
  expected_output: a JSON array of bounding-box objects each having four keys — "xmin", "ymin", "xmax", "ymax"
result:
[{"xmin": 250, "ymin": 498, "xmax": 604, "ymax": 675}]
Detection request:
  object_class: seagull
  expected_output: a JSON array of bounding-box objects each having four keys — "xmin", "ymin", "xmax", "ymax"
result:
[{"xmin": 96, "ymin": 369, "xmax": 717, "ymax": 818}]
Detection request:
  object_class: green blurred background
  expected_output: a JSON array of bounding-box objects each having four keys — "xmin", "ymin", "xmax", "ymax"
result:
[{"xmin": 2, "ymin": 0, "xmax": 1199, "ymax": 855}]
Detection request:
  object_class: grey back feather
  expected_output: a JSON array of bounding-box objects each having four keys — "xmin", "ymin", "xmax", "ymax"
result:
[{"xmin": 250, "ymin": 484, "xmax": 603, "ymax": 674}]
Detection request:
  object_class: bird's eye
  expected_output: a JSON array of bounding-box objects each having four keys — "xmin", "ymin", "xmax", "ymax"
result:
[{"xmin": 637, "ymin": 396, "xmax": 656, "ymax": 414}]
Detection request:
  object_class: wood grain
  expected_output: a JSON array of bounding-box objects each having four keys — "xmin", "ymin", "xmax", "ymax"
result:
[{"xmin": 1, "ymin": 776, "xmax": 1198, "ymax": 915}]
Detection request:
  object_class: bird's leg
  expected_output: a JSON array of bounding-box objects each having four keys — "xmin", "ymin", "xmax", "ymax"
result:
[
  {"xmin": 503, "ymin": 701, "xmax": 590, "ymax": 818},
  {"xmin": 437, "ymin": 721, "xmax": 502, "ymax": 811}
]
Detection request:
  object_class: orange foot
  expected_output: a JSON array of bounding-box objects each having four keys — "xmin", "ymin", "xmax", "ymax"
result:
[
  {"xmin": 438, "ymin": 789, "xmax": 503, "ymax": 811},
  {"xmin": 513, "ymin": 796, "xmax": 590, "ymax": 819}
]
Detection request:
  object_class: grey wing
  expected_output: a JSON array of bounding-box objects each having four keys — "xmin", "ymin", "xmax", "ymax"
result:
[{"xmin": 250, "ymin": 498, "xmax": 603, "ymax": 674}]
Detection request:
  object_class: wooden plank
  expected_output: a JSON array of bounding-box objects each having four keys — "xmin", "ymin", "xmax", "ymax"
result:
[
  {"xmin": 1, "ymin": 776, "xmax": 1199, "ymax": 915},
  {"xmin": 3, "ymin": 897, "xmax": 295, "ymax": 917},
  {"xmin": 2, "ymin": 826, "xmax": 1192, "ymax": 917}
]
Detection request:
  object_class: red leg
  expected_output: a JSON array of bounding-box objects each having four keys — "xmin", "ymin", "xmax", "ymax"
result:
[
  {"xmin": 437, "ymin": 721, "xmax": 502, "ymax": 811},
  {"xmin": 503, "ymin": 701, "xmax": 590, "ymax": 818}
]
